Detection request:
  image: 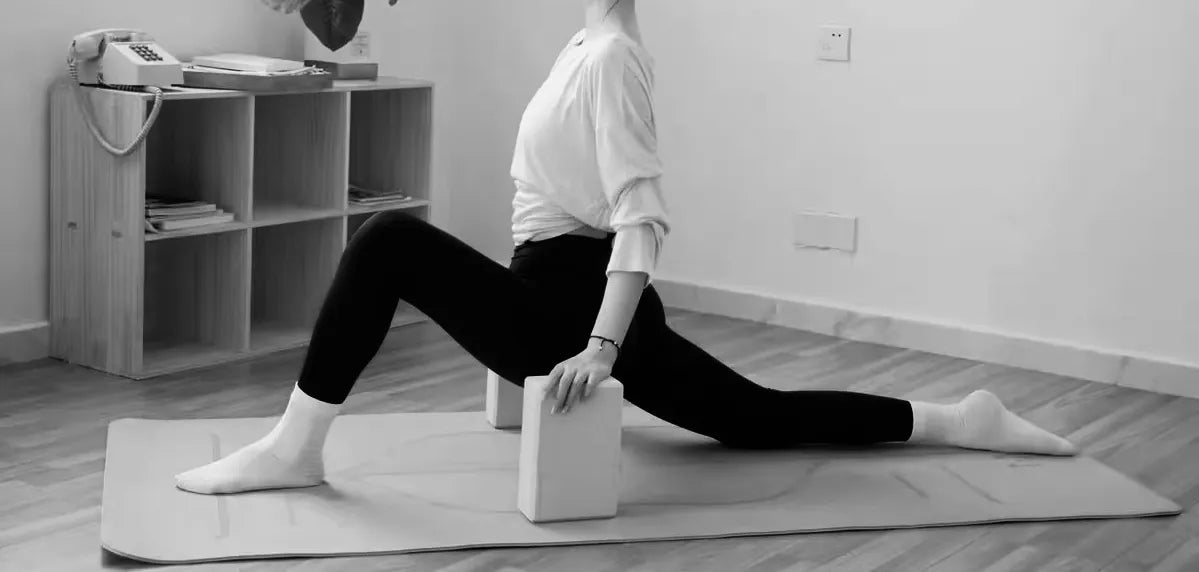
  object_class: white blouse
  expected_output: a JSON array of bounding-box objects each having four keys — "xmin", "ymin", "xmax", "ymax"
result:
[{"xmin": 510, "ymin": 28, "xmax": 670, "ymax": 283}]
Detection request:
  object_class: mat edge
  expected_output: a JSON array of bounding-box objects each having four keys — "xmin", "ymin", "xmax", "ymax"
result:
[{"xmin": 100, "ymin": 508, "xmax": 1186, "ymax": 565}]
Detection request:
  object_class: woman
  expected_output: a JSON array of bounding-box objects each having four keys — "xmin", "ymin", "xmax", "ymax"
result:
[{"xmin": 176, "ymin": 0, "xmax": 1075, "ymax": 495}]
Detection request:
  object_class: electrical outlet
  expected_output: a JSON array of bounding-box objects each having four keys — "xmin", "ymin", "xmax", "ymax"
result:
[
  {"xmin": 348, "ymin": 31, "xmax": 372, "ymax": 59},
  {"xmin": 818, "ymin": 25, "xmax": 851, "ymax": 61},
  {"xmin": 794, "ymin": 211, "xmax": 857, "ymax": 252}
]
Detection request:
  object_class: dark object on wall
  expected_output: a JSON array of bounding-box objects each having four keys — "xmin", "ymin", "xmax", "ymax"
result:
[{"xmin": 301, "ymin": 0, "xmax": 365, "ymax": 52}]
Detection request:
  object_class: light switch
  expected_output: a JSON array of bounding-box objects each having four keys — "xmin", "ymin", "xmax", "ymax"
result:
[{"xmin": 818, "ymin": 25, "xmax": 851, "ymax": 62}]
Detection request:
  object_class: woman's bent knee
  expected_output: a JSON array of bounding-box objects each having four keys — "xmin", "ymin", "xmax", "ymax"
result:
[
  {"xmin": 352, "ymin": 210, "xmax": 429, "ymax": 248},
  {"xmin": 362, "ymin": 209, "xmax": 423, "ymax": 234}
]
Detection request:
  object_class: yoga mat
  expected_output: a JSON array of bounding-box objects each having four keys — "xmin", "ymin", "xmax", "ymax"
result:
[{"xmin": 101, "ymin": 407, "xmax": 1182, "ymax": 564}]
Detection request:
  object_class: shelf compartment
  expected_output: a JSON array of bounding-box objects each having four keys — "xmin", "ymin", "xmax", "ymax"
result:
[
  {"xmin": 350, "ymin": 87, "xmax": 432, "ymax": 201},
  {"xmin": 143, "ymin": 231, "xmax": 251, "ymax": 374},
  {"xmin": 145, "ymin": 97, "xmax": 253, "ymax": 222},
  {"xmin": 250, "ymin": 218, "xmax": 346, "ymax": 352},
  {"xmin": 253, "ymin": 92, "xmax": 350, "ymax": 221}
]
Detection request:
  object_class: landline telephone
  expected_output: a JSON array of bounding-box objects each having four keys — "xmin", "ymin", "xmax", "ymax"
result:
[{"xmin": 67, "ymin": 29, "xmax": 183, "ymax": 156}]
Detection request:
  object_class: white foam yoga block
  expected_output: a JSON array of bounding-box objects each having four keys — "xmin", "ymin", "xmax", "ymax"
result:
[
  {"xmin": 485, "ymin": 370, "xmax": 523, "ymax": 429},
  {"xmin": 518, "ymin": 375, "xmax": 623, "ymax": 523}
]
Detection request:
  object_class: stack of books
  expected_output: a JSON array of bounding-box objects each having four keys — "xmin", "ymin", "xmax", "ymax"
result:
[
  {"xmin": 349, "ymin": 185, "xmax": 411, "ymax": 207},
  {"xmin": 144, "ymin": 196, "xmax": 234, "ymax": 233},
  {"xmin": 190, "ymin": 54, "xmax": 310, "ymax": 74},
  {"xmin": 181, "ymin": 53, "xmax": 333, "ymax": 92}
]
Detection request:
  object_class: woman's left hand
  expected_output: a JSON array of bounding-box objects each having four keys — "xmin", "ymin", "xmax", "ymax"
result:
[{"xmin": 545, "ymin": 343, "xmax": 617, "ymax": 415}]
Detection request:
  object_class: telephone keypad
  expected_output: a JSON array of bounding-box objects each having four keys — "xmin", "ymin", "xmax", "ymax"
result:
[{"xmin": 129, "ymin": 43, "xmax": 163, "ymax": 62}]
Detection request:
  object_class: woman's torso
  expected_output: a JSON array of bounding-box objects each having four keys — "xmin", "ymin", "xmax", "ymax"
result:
[{"xmin": 509, "ymin": 29, "xmax": 654, "ymax": 247}]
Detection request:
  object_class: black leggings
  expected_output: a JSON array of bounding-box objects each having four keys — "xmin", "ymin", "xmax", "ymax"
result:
[{"xmin": 297, "ymin": 211, "xmax": 913, "ymax": 448}]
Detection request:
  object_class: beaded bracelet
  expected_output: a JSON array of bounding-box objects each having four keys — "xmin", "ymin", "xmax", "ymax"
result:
[{"xmin": 589, "ymin": 335, "xmax": 621, "ymax": 357}]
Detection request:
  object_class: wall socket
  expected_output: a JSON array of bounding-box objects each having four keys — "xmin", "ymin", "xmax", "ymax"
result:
[
  {"xmin": 348, "ymin": 31, "xmax": 372, "ymax": 59},
  {"xmin": 793, "ymin": 211, "xmax": 857, "ymax": 252},
  {"xmin": 818, "ymin": 25, "xmax": 851, "ymax": 61}
]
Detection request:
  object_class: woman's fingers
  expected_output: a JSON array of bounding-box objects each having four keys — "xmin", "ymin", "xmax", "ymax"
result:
[
  {"xmin": 546, "ymin": 364, "xmax": 565, "ymax": 401},
  {"xmin": 546, "ymin": 366, "xmax": 606, "ymax": 415},
  {"xmin": 554, "ymin": 371, "xmax": 576, "ymax": 413},
  {"xmin": 562, "ymin": 374, "xmax": 589, "ymax": 413}
]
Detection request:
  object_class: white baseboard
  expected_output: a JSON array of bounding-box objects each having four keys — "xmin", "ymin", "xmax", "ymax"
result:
[
  {"xmin": 653, "ymin": 278, "xmax": 1199, "ymax": 400},
  {"xmin": 0, "ymin": 321, "xmax": 50, "ymax": 366}
]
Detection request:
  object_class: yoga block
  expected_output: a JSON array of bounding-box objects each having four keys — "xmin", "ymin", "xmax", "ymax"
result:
[
  {"xmin": 518, "ymin": 375, "xmax": 624, "ymax": 523},
  {"xmin": 486, "ymin": 370, "xmax": 523, "ymax": 429}
]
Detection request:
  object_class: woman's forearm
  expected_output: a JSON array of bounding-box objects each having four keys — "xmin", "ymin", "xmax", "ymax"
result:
[
  {"xmin": 589, "ymin": 270, "xmax": 648, "ymax": 351},
  {"xmin": 589, "ymin": 221, "xmax": 660, "ymax": 353}
]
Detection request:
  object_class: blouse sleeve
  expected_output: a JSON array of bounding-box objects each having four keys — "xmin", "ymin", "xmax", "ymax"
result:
[{"xmin": 591, "ymin": 49, "xmax": 671, "ymax": 283}]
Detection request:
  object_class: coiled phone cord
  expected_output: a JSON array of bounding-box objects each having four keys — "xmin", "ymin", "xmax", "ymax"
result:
[{"xmin": 67, "ymin": 57, "xmax": 165, "ymax": 157}]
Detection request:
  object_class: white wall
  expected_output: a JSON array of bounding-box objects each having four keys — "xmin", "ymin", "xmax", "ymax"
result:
[
  {"xmin": 379, "ymin": 0, "xmax": 1199, "ymax": 369},
  {"xmin": 0, "ymin": 0, "xmax": 302, "ymax": 331},
  {"xmin": 643, "ymin": 0, "xmax": 1199, "ymax": 367}
]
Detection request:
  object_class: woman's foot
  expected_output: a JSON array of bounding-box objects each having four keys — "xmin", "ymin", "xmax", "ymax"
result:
[
  {"xmin": 175, "ymin": 437, "xmax": 325, "ymax": 494},
  {"xmin": 909, "ymin": 390, "xmax": 1077, "ymax": 456},
  {"xmin": 175, "ymin": 383, "xmax": 340, "ymax": 494}
]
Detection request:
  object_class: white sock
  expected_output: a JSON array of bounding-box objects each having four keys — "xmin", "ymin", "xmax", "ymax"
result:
[
  {"xmin": 175, "ymin": 383, "xmax": 341, "ymax": 494},
  {"xmin": 908, "ymin": 390, "xmax": 1077, "ymax": 456}
]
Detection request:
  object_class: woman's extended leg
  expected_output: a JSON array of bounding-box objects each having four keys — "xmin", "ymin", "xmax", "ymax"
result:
[
  {"xmin": 611, "ymin": 287, "xmax": 912, "ymax": 448},
  {"xmin": 176, "ymin": 211, "xmax": 593, "ymax": 494},
  {"xmin": 615, "ymin": 288, "xmax": 1077, "ymax": 454}
]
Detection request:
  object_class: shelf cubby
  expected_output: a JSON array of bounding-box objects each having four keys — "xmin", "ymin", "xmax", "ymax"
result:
[
  {"xmin": 142, "ymin": 231, "xmax": 250, "ymax": 376},
  {"xmin": 50, "ymin": 77, "xmax": 435, "ymax": 379},
  {"xmin": 250, "ymin": 219, "xmax": 345, "ymax": 353},
  {"xmin": 144, "ymin": 97, "xmax": 253, "ymax": 224},
  {"xmin": 252, "ymin": 92, "xmax": 350, "ymax": 225},
  {"xmin": 350, "ymin": 88, "xmax": 432, "ymax": 200}
]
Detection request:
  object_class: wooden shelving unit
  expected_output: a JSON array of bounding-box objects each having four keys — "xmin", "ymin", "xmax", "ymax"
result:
[{"xmin": 49, "ymin": 77, "xmax": 434, "ymax": 379}]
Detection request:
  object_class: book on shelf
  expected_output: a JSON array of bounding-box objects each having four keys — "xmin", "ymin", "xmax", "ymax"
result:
[
  {"xmin": 146, "ymin": 203, "xmax": 217, "ymax": 217},
  {"xmin": 144, "ymin": 195, "xmax": 234, "ymax": 233},
  {"xmin": 145, "ymin": 211, "xmax": 234, "ymax": 232},
  {"xmin": 190, "ymin": 53, "xmax": 307, "ymax": 74},
  {"xmin": 348, "ymin": 184, "xmax": 411, "ymax": 207}
]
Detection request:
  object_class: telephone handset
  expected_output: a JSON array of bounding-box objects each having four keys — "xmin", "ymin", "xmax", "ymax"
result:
[{"xmin": 67, "ymin": 29, "xmax": 183, "ymax": 156}]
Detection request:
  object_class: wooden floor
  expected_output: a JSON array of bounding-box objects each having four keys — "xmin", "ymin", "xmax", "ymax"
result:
[{"xmin": 3, "ymin": 308, "xmax": 1199, "ymax": 571}]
